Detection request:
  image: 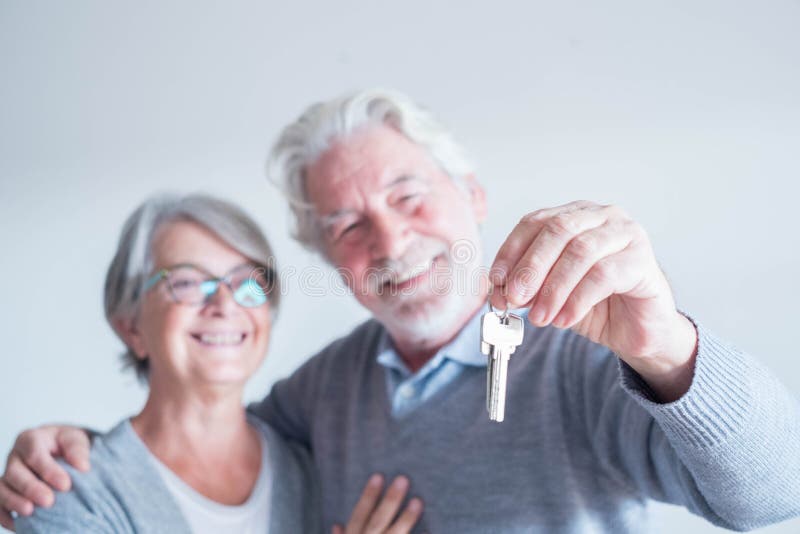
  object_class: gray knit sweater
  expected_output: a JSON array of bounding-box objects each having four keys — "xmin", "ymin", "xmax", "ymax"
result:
[
  {"xmin": 14, "ymin": 417, "xmax": 321, "ymax": 533},
  {"xmin": 250, "ymin": 314, "xmax": 800, "ymax": 533}
]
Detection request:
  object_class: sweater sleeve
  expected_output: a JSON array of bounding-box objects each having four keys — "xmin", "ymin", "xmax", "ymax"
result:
[
  {"xmin": 576, "ymin": 314, "xmax": 800, "ymax": 531},
  {"xmin": 14, "ymin": 465, "xmax": 118, "ymax": 534}
]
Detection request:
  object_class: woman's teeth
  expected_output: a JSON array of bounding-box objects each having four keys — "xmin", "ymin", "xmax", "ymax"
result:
[{"xmin": 195, "ymin": 333, "xmax": 245, "ymax": 346}]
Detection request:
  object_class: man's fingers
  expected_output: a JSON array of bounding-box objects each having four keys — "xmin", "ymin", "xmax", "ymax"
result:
[
  {"xmin": 345, "ymin": 474, "xmax": 419, "ymax": 534},
  {"xmin": 13, "ymin": 427, "xmax": 71, "ymax": 492},
  {"xmin": 528, "ymin": 221, "xmax": 634, "ymax": 326},
  {"xmin": 0, "ymin": 506, "xmax": 16, "ymax": 531},
  {"xmin": 552, "ymin": 248, "xmax": 641, "ymax": 329},
  {"xmin": 345, "ymin": 473, "xmax": 384, "ymax": 534},
  {"xmin": 386, "ymin": 498, "xmax": 423, "ymax": 534},
  {"xmin": 503, "ymin": 207, "xmax": 610, "ymax": 308},
  {"xmin": 332, "ymin": 525, "xmax": 344, "ymax": 534},
  {"xmin": 490, "ymin": 201, "xmax": 593, "ymax": 284},
  {"xmin": 549, "ymin": 262, "xmax": 616, "ymax": 330},
  {"xmin": 0, "ymin": 478, "xmax": 33, "ymax": 519},
  {"xmin": 0, "ymin": 477, "xmax": 34, "ymax": 516},
  {"xmin": 3, "ymin": 457, "xmax": 55, "ymax": 508},
  {"xmin": 490, "ymin": 202, "xmax": 607, "ymax": 309},
  {"xmin": 489, "ymin": 201, "xmax": 590, "ymax": 281},
  {"xmin": 364, "ymin": 476, "xmax": 410, "ymax": 532},
  {"xmin": 20, "ymin": 447, "xmax": 70, "ymax": 494},
  {"xmin": 57, "ymin": 428, "xmax": 91, "ymax": 472}
]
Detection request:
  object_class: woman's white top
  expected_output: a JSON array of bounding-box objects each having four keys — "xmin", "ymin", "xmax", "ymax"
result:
[{"xmin": 148, "ymin": 429, "xmax": 272, "ymax": 534}]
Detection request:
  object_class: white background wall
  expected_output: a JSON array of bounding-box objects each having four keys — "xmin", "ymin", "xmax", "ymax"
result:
[{"xmin": 1, "ymin": 1, "xmax": 798, "ymax": 532}]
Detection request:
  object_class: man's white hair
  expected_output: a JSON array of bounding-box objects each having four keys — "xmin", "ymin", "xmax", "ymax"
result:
[{"xmin": 266, "ymin": 88, "xmax": 476, "ymax": 253}]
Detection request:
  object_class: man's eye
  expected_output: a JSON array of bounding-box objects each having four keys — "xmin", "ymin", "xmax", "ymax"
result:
[
  {"xmin": 338, "ymin": 222, "xmax": 362, "ymax": 239},
  {"xmin": 396, "ymin": 193, "xmax": 423, "ymax": 212}
]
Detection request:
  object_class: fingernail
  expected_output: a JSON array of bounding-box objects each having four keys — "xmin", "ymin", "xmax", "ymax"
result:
[
  {"xmin": 490, "ymin": 265, "xmax": 507, "ymax": 285},
  {"xmin": 487, "ymin": 282, "xmax": 500, "ymax": 297},
  {"xmin": 509, "ymin": 279, "xmax": 529, "ymax": 305},
  {"xmin": 529, "ymin": 306, "xmax": 546, "ymax": 325},
  {"xmin": 369, "ymin": 473, "xmax": 383, "ymax": 487},
  {"xmin": 39, "ymin": 492, "xmax": 54, "ymax": 508},
  {"xmin": 392, "ymin": 476, "xmax": 409, "ymax": 490},
  {"xmin": 409, "ymin": 498, "xmax": 423, "ymax": 511}
]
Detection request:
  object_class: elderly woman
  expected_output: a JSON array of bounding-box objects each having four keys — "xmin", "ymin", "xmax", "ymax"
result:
[{"xmin": 11, "ymin": 193, "xmax": 421, "ymax": 533}]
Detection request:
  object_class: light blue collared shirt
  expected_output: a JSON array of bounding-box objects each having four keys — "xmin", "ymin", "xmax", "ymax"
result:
[{"xmin": 377, "ymin": 307, "xmax": 527, "ymax": 418}]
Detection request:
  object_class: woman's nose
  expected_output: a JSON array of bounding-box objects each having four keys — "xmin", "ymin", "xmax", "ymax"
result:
[{"xmin": 203, "ymin": 282, "xmax": 239, "ymax": 315}]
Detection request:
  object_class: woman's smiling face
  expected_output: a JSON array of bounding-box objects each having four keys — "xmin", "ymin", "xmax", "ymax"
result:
[{"xmin": 129, "ymin": 220, "xmax": 272, "ymax": 390}]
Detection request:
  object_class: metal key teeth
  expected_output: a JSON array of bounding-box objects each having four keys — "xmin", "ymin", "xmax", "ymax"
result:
[
  {"xmin": 486, "ymin": 351, "xmax": 493, "ymax": 413},
  {"xmin": 489, "ymin": 350, "xmax": 498, "ymax": 418},
  {"xmin": 490, "ymin": 347, "xmax": 509, "ymax": 422}
]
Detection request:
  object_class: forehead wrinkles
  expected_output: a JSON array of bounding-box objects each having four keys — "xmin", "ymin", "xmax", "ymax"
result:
[{"xmin": 308, "ymin": 155, "xmax": 400, "ymax": 220}]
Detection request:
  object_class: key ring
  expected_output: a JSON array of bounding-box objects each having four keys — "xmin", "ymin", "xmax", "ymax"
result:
[{"xmin": 487, "ymin": 300, "xmax": 509, "ymax": 321}]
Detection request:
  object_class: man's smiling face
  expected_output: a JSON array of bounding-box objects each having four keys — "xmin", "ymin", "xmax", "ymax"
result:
[{"xmin": 305, "ymin": 123, "xmax": 487, "ymax": 341}]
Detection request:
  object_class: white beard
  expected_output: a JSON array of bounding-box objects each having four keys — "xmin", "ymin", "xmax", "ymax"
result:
[
  {"xmin": 380, "ymin": 287, "xmax": 474, "ymax": 341},
  {"xmin": 370, "ymin": 236, "xmax": 485, "ymax": 343}
]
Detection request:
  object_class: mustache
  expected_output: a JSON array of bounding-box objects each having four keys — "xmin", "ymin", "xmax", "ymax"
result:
[{"xmin": 365, "ymin": 239, "xmax": 449, "ymax": 292}]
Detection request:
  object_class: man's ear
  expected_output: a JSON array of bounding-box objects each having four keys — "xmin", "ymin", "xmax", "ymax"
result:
[
  {"xmin": 462, "ymin": 173, "xmax": 487, "ymax": 223},
  {"xmin": 113, "ymin": 316, "xmax": 148, "ymax": 361}
]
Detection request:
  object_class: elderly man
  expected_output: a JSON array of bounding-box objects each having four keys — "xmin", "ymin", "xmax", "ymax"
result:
[{"xmin": 3, "ymin": 89, "xmax": 800, "ymax": 533}]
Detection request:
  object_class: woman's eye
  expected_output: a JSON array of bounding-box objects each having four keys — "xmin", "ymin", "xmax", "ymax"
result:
[{"xmin": 172, "ymin": 279, "xmax": 198, "ymax": 289}]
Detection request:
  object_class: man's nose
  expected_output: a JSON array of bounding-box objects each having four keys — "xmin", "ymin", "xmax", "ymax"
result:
[{"xmin": 369, "ymin": 211, "xmax": 412, "ymax": 260}]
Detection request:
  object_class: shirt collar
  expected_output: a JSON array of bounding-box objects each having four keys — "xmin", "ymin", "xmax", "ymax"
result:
[{"xmin": 376, "ymin": 306, "xmax": 529, "ymax": 375}]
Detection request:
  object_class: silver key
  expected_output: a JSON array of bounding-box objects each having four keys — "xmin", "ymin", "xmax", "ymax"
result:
[
  {"xmin": 489, "ymin": 317, "xmax": 522, "ymax": 421},
  {"xmin": 481, "ymin": 313, "xmax": 503, "ymax": 414},
  {"xmin": 481, "ymin": 306, "xmax": 524, "ymax": 422}
]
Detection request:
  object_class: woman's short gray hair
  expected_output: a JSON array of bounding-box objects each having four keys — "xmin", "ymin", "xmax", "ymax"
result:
[
  {"xmin": 266, "ymin": 88, "xmax": 475, "ymax": 254},
  {"xmin": 104, "ymin": 192, "xmax": 280, "ymax": 382}
]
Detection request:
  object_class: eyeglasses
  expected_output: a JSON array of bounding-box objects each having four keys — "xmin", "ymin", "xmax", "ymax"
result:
[{"xmin": 142, "ymin": 263, "xmax": 273, "ymax": 308}]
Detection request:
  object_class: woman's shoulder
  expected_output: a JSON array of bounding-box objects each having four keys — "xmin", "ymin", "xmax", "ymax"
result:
[
  {"xmin": 57, "ymin": 419, "xmax": 150, "ymax": 492},
  {"xmin": 12, "ymin": 420, "xmax": 133, "ymax": 532},
  {"xmin": 15, "ymin": 419, "xmax": 186, "ymax": 534},
  {"xmin": 83, "ymin": 419, "xmax": 137, "ymax": 461}
]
